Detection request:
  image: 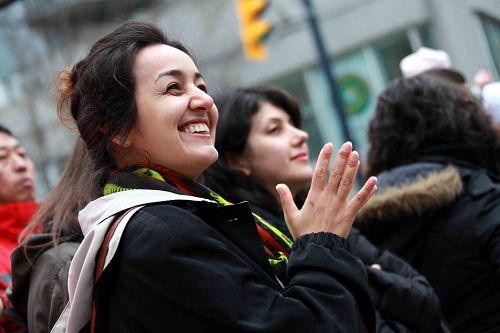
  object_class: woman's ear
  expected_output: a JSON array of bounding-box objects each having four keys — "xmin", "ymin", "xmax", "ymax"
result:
[
  {"xmin": 225, "ymin": 153, "xmax": 251, "ymax": 176},
  {"xmin": 110, "ymin": 133, "xmax": 131, "ymax": 148},
  {"xmin": 101, "ymin": 126, "xmax": 131, "ymax": 148}
]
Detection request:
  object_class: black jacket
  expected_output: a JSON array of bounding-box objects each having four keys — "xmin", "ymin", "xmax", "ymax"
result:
[
  {"xmin": 93, "ymin": 200, "xmax": 376, "ymax": 332},
  {"xmin": 357, "ymin": 162, "xmax": 500, "ymax": 333},
  {"xmin": 252, "ymin": 206, "xmax": 442, "ymax": 333}
]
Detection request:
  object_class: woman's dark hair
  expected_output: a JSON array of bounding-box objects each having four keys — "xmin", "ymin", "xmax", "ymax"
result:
[
  {"xmin": 57, "ymin": 21, "xmax": 192, "ymax": 186},
  {"xmin": 366, "ymin": 74, "xmax": 500, "ymax": 177},
  {"xmin": 419, "ymin": 68, "xmax": 467, "ymax": 86},
  {"xmin": 201, "ymin": 85, "xmax": 302, "ymax": 212},
  {"xmin": 20, "ymin": 138, "xmax": 101, "ymax": 247}
]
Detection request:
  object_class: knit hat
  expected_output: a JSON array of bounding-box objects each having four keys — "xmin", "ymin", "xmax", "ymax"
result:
[
  {"xmin": 400, "ymin": 47, "xmax": 451, "ymax": 78},
  {"xmin": 482, "ymin": 82, "xmax": 500, "ymax": 123}
]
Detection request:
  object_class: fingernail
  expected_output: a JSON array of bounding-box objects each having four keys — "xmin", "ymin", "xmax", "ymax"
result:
[
  {"xmin": 350, "ymin": 151, "xmax": 358, "ymax": 161},
  {"xmin": 341, "ymin": 141, "xmax": 352, "ymax": 152},
  {"xmin": 323, "ymin": 142, "xmax": 333, "ymax": 152}
]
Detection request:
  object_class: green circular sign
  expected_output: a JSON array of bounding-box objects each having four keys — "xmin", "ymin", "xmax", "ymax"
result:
[{"xmin": 338, "ymin": 74, "xmax": 370, "ymax": 116}]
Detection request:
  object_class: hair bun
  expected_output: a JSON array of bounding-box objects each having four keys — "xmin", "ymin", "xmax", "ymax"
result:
[{"xmin": 56, "ymin": 66, "xmax": 78, "ymax": 129}]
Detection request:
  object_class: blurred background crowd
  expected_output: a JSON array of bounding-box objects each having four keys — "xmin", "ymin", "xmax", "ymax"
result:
[
  {"xmin": 0, "ymin": 0, "xmax": 499, "ymax": 199},
  {"xmin": 0, "ymin": 1, "xmax": 499, "ymax": 332}
]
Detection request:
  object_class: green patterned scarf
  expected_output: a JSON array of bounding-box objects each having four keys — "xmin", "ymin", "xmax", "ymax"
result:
[{"xmin": 104, "ymin": 165, "xmax": 293, "ymax": 277}]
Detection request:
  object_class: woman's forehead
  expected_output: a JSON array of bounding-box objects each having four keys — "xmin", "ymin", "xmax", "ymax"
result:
[{"xmin": 133, "ymin": 44, "xmax": 198, "ymax": 79}]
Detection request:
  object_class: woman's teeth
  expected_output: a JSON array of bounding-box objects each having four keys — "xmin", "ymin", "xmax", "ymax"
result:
[{"xmin": 183, "ymin": 123, "xmax": 210, "ymax": 134}]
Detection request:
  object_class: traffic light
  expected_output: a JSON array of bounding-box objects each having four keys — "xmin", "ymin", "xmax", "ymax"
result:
[{"xmin": 235, "ymin": 0, "xmax": 272, "ymax": 61}]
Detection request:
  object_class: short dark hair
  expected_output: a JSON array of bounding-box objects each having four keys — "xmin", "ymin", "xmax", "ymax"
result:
[
  {"xmin": 201, "ymin": 85, "xmax": 302, "ymax": 211},
  {"xmin": 57, "ymin": 21, "xmax": 192, "ymax": 186},
  {"xmin": 366, "ymin": 74, "xmax": 500, "ymax": 176},
  {"xmin": 0, "ymin": 124, "xmax": 13, "ymax": 136}
]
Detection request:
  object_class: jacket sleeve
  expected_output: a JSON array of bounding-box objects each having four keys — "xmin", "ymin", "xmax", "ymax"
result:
[
  {"xmin": 116, "ymin": 206, "xmax": 375, "ymax": 333},
  {"xmin": 349, "ymin": 228, "xmax": 442, "ymax": 333}
]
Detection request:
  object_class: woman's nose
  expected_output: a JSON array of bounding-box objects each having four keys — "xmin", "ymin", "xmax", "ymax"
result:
[
  {"xmin": 291, "ymin": 127, "xmax": 309, "ymax": 146},
  {"xmin": 189, "ymin": 88, "xmax": 214, "ymax": 112}
]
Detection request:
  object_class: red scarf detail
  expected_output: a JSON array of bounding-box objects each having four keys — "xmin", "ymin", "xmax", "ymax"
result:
[{"xmin": 0, "ymin": 201, "xmax": 39, "ymax": 274}]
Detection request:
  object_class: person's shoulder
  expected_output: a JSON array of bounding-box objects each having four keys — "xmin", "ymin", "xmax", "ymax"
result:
[
  {"xmin": 461, "ymin": 166, "xmax": 500, "ymax": 198},
  {"xmin": 458, "ymin": 167, "xmax": 500, "ymax": 237},
  {"xmin": 34, "ymin": 241, "xmax": 80, "ymax": 271}
]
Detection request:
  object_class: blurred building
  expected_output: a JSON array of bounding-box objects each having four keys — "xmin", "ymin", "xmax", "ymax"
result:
[{"xmin": 0, "ymin": 0, "xmax": 499, "ymax": 197}]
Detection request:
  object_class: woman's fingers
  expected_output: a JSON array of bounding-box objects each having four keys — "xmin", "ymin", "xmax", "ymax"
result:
[
  {"xmin": 336, "ymin": 151, "xmax": 360, "ymax": 199},
  {"xmin": 276, "ymin": 183, "xmax": 299, "ymax": 240},
  {"xmin": 349, "ymin": 176, "xmax": 378, "ymax": 213},
  {"xmin": 309, "ymin": 143, "xmax": 334, "ymax": 193},
  {"xmin": 326, "ymin": 141, "xmax": 352, "ymax": 193}
]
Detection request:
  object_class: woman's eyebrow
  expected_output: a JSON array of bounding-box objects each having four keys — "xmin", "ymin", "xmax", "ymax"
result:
[
  {"xmin": 155, "ymin": 69, "xmax": 204, "ymax": 83},
  {"xmin": 155, "ymin": 69, "xmax": 182, "ymax": 83}
]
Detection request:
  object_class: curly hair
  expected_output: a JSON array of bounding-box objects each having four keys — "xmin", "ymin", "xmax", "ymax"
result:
[
  {"xmin": 57, "ymin": 21, "xmax": 192, "ymax": 186},
  {"xmin": 366, "ymin": 74, "xmax": 500, "ymax": 177}
]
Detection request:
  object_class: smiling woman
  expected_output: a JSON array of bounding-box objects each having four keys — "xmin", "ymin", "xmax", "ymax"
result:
[
  {"xmin": 52, "ymin": 21, "xmax": 378, "ymax": 332},
  {"xmin": 113, "ymin": 43, "xmax": 218, "ymax": 180}
]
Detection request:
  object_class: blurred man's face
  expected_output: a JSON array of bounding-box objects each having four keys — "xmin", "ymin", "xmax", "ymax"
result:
[{"xmin": 0, "ymin": 132, "xmax": 35, "ymax": 204}]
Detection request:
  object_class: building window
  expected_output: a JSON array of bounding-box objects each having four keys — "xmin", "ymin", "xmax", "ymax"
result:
[
  {"xmin": 373, "ymin": 32, "xmax": 413, "ymax": 82},
  {"xmin": 479, "ymin": 13, "xmax": 500, "ymax": 77}
]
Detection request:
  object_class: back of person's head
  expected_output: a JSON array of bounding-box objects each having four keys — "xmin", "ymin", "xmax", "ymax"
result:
[
  {"xmin": 21, "ymin": 138, "xmax": 100, "ymax": 246},
  {"xmin": 57, "ymin": 20, "xmax": 192, "ymax": 187},
  {"xmin": 419, "ymin": 68, "xmax": 467, "ymax": 86},
  {"xmin": 202, "ymin": 85, "xmax": 301, "ymax": 211},
  {"xmin": 366, "ymin": 74, "xmax": 500, "ymax": 177}
]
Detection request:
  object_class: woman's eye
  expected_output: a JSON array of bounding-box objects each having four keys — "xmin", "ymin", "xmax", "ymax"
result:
[
  {"xmin": 164, "ymin": 83, "xmax": 182, "ymax": 94},
  {"xmin": 267, "ymin": 126, "xmax": 280, "ymax": 134},
  {"xmin": 197, "ymin": 84, "xmax": 208, "ymax": 93}
]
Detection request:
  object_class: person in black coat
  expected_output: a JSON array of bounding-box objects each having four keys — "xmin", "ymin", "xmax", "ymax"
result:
[
  {"xmin": 201, "ymin": 85, "xmax": 443, "ymax": 333},
  {"xmin": 358, "ymin": 73, "xmax": 500, "ymax": 333},
  {"xmin": 51, "ymin": 21, "xmax": 379, "ymax": 332}
]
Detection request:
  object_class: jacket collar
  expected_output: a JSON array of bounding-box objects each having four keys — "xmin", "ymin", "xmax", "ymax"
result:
[{"xmin": 357, "ymin": 166, "xmax": 463, "ymax": 224}]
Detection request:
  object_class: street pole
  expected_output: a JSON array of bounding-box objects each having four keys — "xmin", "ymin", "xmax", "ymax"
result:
[
  {"xmin": 300, "ymin": 0, "xmax": 356, "ymax": 148},
  {"xmin": 300, "ymin": 0, "xmax": 363, "ymax": 186}
]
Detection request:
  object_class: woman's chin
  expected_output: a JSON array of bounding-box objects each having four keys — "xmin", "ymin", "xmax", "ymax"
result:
[{"xmin": 185, "ymin": 148, "xmax": 219, "ymax": 179}]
